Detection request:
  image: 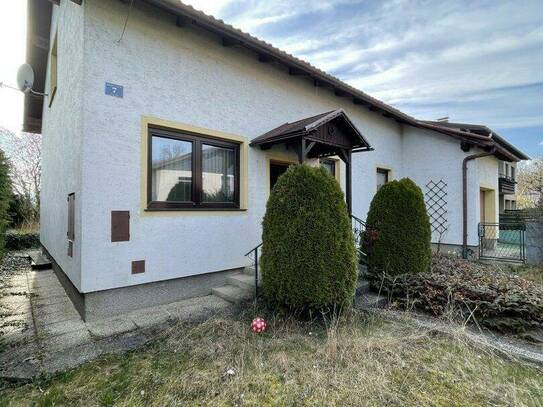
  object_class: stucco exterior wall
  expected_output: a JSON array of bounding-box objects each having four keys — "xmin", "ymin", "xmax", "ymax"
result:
[
  {"xmin": 72, "ymin": 0, "xmax": 411, "ymax": 293},
  {"xmin": 40, "ymin": 1, "xmax": 85, "ymax": 289},
  {"xmin": 400, "ymin": 126, "xmax": 496, "ymax": 248},
  {"xmin": 39, "ymin": 0, "xmax": 498, "ymax": 294}
]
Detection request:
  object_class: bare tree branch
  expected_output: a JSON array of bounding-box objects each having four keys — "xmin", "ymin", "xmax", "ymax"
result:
[{"xmin": 0, "ymin": 126, "xmax": 41, "ymax": 222}]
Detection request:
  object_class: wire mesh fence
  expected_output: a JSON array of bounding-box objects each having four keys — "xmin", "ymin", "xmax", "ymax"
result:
[{"xmin": 478, "ymin": 222, "xmax": 526, "ymax": 262}]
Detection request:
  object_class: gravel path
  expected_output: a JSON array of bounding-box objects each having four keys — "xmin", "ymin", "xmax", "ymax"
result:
[{"xmin": 0, "ymin": 252, "xmax": 34, "ymax": 353}]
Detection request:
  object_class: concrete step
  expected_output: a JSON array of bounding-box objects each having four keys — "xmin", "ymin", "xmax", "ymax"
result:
[
  {"xmin": 227, "ymin": 273, "xmax": 256, "ymax": 290},
  {"xmin": 357, "ymin": 293, "xmax": 387, "ymax": 309},
  {"xmin": 212, "ymin": 284, "xmax": 253, "ymax": 304},
  {"xmin": 29, "ymin": 251, "xmax": 52, "ymax": 271}
]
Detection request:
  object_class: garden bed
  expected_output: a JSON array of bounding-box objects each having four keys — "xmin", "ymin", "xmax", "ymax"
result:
[{"xmin": 368, "ymin": 254, "xmax": 543, "ymax": 335}]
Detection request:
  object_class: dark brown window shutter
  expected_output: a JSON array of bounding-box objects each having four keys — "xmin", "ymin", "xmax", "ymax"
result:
[
  {"xmin": 131, "ymin": 260, "xmax": 145, "ymax": 274},
  {"xmin": 111, "ymin": 211, "xmax": 130, "ymax": 242},
  {"xmin": 67, "ymin": 193, "xmax": 75, "ymax": 257}
]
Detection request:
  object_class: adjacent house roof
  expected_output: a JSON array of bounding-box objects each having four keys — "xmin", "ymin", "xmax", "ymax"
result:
[
  {"xmin": 422, "ymin": 121, "xmax": 530, "ymax": 161},
  {"xmin": 24, "ymin": 0, "xmax": 528, "ymax": 162}
]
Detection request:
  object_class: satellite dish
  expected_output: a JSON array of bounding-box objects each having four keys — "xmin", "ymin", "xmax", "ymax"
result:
[{"xmin": 16, "ymin": 63, "xmax": 35, "ymax": 93}]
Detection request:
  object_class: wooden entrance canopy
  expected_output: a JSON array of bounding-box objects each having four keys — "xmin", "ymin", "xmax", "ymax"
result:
[{"xmin": 251, "ymin": 109, "xmax": 373, "ymax": 213}]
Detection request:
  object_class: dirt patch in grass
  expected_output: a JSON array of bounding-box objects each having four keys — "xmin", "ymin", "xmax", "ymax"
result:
[{"xmin": 1, "ymin": 308, "xmax": 542, "ymax": 406}]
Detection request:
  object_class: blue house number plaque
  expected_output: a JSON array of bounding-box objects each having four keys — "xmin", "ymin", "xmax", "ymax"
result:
[{"xmin": 105, "ymin": 82, "xmax": 123, "ymax": 98}]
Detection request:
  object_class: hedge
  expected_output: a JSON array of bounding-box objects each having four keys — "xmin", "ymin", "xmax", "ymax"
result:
[
  {"xmin": 261, "ymin": 164, "xmax": 357, "ymax": 314},
  {"xmin": 5, "ymin": 230, "xmax": 40, "ymax": 251},
  {"xmin": 0, "ymin": 150, "xmax": 12, "ymax": 258},
  {"xmin": 364, "ymin": 178, "xmax": 431, "ymax": 276}
]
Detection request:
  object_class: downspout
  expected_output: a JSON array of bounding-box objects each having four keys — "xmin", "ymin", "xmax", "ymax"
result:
[{"xmin": 462, "ymin": 148, "xmax": 496, "ymax": 258}]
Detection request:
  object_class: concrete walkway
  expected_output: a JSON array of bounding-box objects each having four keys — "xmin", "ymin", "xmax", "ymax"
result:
[{"xmin": 0, "ymin": 263, "xmax": 233, "ymax": 379}]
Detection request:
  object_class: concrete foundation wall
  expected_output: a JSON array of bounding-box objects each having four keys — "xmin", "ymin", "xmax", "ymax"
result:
[{"xmin": 83, "ymin": 267, "xmax": 241, "ymax": 321}]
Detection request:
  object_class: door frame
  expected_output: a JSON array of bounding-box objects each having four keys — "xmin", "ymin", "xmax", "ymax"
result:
[{"xmin": 265, "ymin": 153, "xmax": 298, "ymax": 198}]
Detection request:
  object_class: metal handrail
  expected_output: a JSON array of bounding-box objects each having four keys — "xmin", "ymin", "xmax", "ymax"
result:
[
  {"xmin": 244, "ymin": 242, "xmax": 262, "ymax": 256},
  {"xmin": 351, "ymin": 214, "xmax": 370, "ymax": 265},
  {"xmin": 244, "ymin": 242, "xmax": 262, "ymax": 298}
]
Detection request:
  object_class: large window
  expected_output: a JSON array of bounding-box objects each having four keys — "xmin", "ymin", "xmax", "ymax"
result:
[
  {"xmin": 376, "ymin": 168, "xmax": 389, "ymax": 190},
  {"xmin": 148, "ymin": 127, "xmax": 240, "ymax": 210}
]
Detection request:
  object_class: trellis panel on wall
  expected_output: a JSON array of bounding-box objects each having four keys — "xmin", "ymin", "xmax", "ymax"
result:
[{"xmin": 425, "ymin": 180, "xmax": 448, "ymax": 235}]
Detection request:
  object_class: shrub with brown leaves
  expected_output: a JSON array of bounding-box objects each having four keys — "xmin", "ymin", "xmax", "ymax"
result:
[{"xmin": 368, "ymin": 254, "xmax": 543, "ymax": 333}]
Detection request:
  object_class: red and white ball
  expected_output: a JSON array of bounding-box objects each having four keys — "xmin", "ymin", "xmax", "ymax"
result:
[{"xmin": 251, "ymin": 317, "xmax": 267, "ymax": 333}]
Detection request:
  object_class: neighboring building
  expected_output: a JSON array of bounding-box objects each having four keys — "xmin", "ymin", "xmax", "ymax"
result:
[
  {"xmin": 422, "ymin": 121, "xmax": 530, "ymax": 215},
  {"xmin": 24, "ymin": 0, "xmax": 528, "ymax": 320}
]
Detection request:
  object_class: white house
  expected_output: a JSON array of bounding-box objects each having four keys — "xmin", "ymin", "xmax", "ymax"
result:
[{"xmin": 24, "ymin": 0, "xmax": 528, "ymax": 320}]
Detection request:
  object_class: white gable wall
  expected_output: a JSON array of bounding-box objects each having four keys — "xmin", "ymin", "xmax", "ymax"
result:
[
  {"xmin": 39, "ymin": 0, "xmax": 497, "ymax": 294},
  {"xmin": 40, "ymin": 1, "xmax": 85, "ymax": 289}
]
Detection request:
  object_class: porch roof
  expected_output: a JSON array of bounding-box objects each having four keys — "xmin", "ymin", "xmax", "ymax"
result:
[{"xmin": 250, "ymin": 109, "xmax": 372, "ymax": 154}]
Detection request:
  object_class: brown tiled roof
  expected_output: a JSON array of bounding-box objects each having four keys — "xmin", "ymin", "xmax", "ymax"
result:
[
  {"xmin": 251, "ymin": 111, "xmax": 333, "ymax": 145},
  {"xmin": 250, "ymin": 109, "xmax": 371, "ymax": 149}
]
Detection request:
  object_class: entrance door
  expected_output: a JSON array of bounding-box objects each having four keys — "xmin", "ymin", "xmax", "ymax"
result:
[
  {"xmin": 480, "ymin": 189, "xmax": 486, "ymax": 223},
  {"xmin": 270, "ymin": 162, "xmax": 291, "ymax": 190}
]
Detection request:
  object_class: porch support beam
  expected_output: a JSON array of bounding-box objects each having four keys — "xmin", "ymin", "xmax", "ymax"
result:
[
  {"xmin": 338, "ymin": 148, "xmax": 352, "ymax": 215},
  {"xmin": 305, "ymin": 141, "xmax": 317, "ymax": 158},
  {"xmin": 297, "ymin": 137, "xmax": 306, "ymax": 163},
  {"xmin": 346, "ymin": 150, "xmax": 352, "ymax": 215}
]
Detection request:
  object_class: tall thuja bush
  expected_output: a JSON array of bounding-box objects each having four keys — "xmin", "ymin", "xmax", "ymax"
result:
[
  {"xmin": 261, "ymin": 164, "xmax": 357, "ymax": 314},
  {"xmin": 0, "ymin": 149, "xmax": 13, "ymax": 257},
  {"xmin": 365, "ymin": 178, "xmax": 431, "ymax": 277}
]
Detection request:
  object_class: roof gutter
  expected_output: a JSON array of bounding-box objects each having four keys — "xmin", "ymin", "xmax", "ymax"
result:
[{"xmin": 462, "ymin": 148, "xmax": 496, "ymax": 259}]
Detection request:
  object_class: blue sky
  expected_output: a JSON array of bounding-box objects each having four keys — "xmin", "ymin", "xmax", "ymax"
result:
[{"xmin": 185, "ymin": 0, "xmax": 543, "ymax": 158}]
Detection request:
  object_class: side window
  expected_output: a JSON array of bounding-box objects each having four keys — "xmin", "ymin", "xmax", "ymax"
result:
[
  {"xmin": 376, "ymin": 168, "xmax": 390, "ymax": 190},
  {"xmin": 49, "ymin": 31, "xmax": 58, "ymax": 107},
  {"xmin": 67, "ymin": 193, "xmax": 75, "ymax": 257},
  {"xmin": 319, "ymin": 158, "xmax": 336, "ymax": 178}
]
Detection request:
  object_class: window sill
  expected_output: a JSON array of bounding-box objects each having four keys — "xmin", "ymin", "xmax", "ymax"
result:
[{"xmin": 144, "ymin": 207, "xmax": 247, "ymax": 212}]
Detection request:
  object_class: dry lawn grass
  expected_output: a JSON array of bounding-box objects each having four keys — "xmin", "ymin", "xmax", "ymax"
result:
[{"xmin": 1, "ymin": 308, "xmax": 542, "ymax": 406}]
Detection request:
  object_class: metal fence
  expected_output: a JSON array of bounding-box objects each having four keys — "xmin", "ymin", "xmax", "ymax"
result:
[{"xmin": 478, "ymin": 222, "xmax": 526, "ymax": 263}]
